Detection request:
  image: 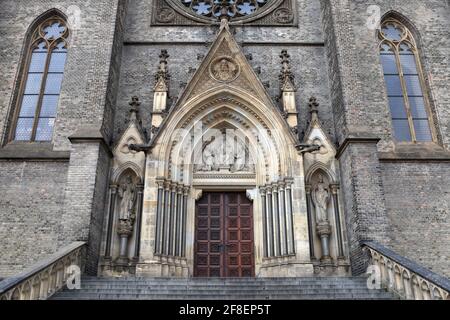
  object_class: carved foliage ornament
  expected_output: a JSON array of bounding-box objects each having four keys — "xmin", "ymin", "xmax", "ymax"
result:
[
  {"xmin": 209, "ymin": 56, "xmax": 240, "ymax": 83},
  {"xmin": 273, "ymin": 8, "xmax": 293, "ymax": 23},
  {"xmin": 156, "ymin": 7, "xmax": 176, "ymax": 23}
]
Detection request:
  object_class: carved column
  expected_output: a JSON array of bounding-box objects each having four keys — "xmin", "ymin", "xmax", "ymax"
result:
[
  {"xmin": 104, "ymin": 185, "xmax": 118, "ymax": 258},
  {"xmin": 330, "ymin": 183, "xmax": 345, "ymax": 259},
  {"xmin": 117, "ymin": 219, "xmax": 133, "ymax": 265},
  {"xmin": 305, "ymin": 185, "xmax": 316, "ymax": 260},
  {"xmin": 168, "ymin": 183, "xmax": 177, "ymax": 256},
  {"xmin": 272, "ymin": 183, "xmax": 281, "ymax": 257},
  {"xmin": 279, "ymin": 182, "xmax": 287, "ymax": 256},
  {"xmin": 181, "ymin": 186, "xmax": 190, "ymax": 257},
  {"xmin": 154, "ymin": 178, "xmax": 165, "ymax": 254},
  {"xmin": 260, "ymin": 187, "xmax": 268, "ymax": 258},
  {"xmin": 162, "ymin": 180, "xmax": 171, "ymax": 255},
  {"xmin": 133, "ymin": 184, "xmax": 144, "ymax": 259},
  {"xmin": 285, "ymin": 179, "xmax": 295, "ymax": 255},
  {"xmin": 316, "ymin": 222, "xmax": 332, "ymax": 264},
  {"xmin": 175, "ymin": 185, "xmax": 183, "ymax": 257},
  {"xmin": 266, "ymin": 186, "xmax": 274, "ymax": 257}
]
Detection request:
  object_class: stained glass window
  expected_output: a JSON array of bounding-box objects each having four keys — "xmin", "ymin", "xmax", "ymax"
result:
[
  {"xmin": 13, "ymin": 17, "xmax": 68, "ymax": 142},
  {"xmin": 379, "ymin": 19, "xmax": 433, "ymax": 143}
]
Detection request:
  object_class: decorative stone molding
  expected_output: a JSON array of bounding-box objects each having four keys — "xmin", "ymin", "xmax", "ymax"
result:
[
  {"xmin": 193, "ymin": 189, "xmax": 203, "ymax": 201},
  {"xmin": 155, "ymin": 6, "xmax": 176, "ymax": 23},
  {"xmin": 364, "ymin": 241, "xmax": 450, "ymax": 300},
  {"xmin": 193, "ymin": 173, "xmax": 256, "ymax": 180},
  {"xmin": 151, "ymin": 0, "xmax": 297, "ymax": 26},
  {"xmin": 246, "ymin": 188, "xmax": 257, "ymax": 201},
  {"xmin": 0, "ymin": 242, "xmax": 86, "ymax": 300}
]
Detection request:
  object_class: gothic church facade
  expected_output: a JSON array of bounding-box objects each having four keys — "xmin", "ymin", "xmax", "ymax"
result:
[{"xmin": 0, "ymin": 0, "xmax": 449, "ymax": 280}]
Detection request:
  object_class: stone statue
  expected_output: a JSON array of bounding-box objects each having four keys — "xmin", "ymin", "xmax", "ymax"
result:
[
  {"xmin": 118, "ymin": 176, "xmax": 137, "ymax": 221},
  {"xmin": 230, "ymin": 139, "xmax": 246, "ymax": 173},
  {"xmin": 201, "ymin": 136, "xmax": 218, "ymax": 171},
  {"xmin": 312, "ymin": 175, "xmax": 330, "ymax": 223},
  {"xmin": 196, "ymin": 134, "xmax": 252, "ymax": 173}
]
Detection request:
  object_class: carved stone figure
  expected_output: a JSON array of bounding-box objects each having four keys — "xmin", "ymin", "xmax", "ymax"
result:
[
  {"xmin": 210, "ymin": 57, "xmax": 239, "ymax": 82},
  {"xmin": 201, "ymin": 136, "xmax": 218, "ymax": 171},
  {"xmin": 118, "ymin": 176, "xmax": 137, "ymax": 221},
  {"xmin": 312, "ymin": 175, "xmax": 330, "ymax": 223},
  {"xmin": 196, "ymin": 134, "xmax": 252, "ymax": 173},
  {"xmin": 230, "ymin": 139, "xmax": 246, "ymax": 173}
]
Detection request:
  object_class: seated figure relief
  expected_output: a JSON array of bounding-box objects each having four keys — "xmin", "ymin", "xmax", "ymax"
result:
[{"xmin": 195, "ymin": 135, "xmax": 254, "ymax": 173}]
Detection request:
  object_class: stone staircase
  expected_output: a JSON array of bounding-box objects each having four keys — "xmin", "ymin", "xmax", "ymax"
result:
[{"xmin": 52, "ymin": 276, "xmax": 396, "ymax": 300}]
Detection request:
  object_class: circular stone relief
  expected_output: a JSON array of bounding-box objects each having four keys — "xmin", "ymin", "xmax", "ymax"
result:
[{"xmin": 209, "ymin": 56, "xmax": 241, "ymax": 83}]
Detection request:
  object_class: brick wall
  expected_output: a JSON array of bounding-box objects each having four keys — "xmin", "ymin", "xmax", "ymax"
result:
[
  {"xmin": 382, "ymin": 161, "xmax": 450, "ymax": 277},
  {"xmin": 0, "ymin": 0, "xmax": 122, "ymax": 276},
  {"xmin": 0, "ymin": 161, "xmax": 68, "ymax": 278}
]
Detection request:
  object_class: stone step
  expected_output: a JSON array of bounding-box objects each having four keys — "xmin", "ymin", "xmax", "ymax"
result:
[
  {"xmin": 77, "ymin": 285, "xmax": 367, "ymax": 291},
  {"xmin": 51, "ymin": 276, "xmax": 396, "ymax": 300},
  {"xmin": 82, "ymin": 277, "xmax": 368, "ymax": 282},
  {"xmin": 80, "ymin": 279, "xmax": 370, "ymax": 286},
  {"xmin": 66, "ymin": 288, "xmax": 387, "ymax": 294},
  {"xmin": 52, "ymin": 293, "xmax": 394, "ymax": 300}
]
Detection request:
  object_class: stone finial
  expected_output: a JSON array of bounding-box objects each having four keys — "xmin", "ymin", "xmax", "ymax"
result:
[
  {"xmin": 279, "ymin": 50, "xmax": 297, "ymax": 128},
  {"xmin": 279, "ymin": 50, "xmax": 296, "ymax": 92},
  {"xmin": 129, "ymin": 96, "xmax": 141, "ymax": 122},
  {"xmin": 153, "ymin": 50, "xmax": 170, "ymax": 116},
  {"xmin": 154, "ymin": 49, "xmax": 170, "ymax": 92},
  {"xmin": 309, "ymin": 97, "xmax": 319, "ymax": 122}
]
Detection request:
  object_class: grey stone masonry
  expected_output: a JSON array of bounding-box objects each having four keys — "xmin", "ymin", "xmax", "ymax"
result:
[
  {"xmin": 60, "ymin": 130, "xmax": 112, "ymax": 276},
  {"xmin": 0, "ymin": 159, "xmax": 68, "ymax": 278},
  {"xmin": 0, "ymin": 0, "xmax": 449, "ymax": 281},
  {"xmin": 337, "ymin": 140, "xmax": 392, "ymax": 275}
]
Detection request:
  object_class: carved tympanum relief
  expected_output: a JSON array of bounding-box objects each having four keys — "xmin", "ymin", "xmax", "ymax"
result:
[{"xmin": 195, "ymin": 131, "xmax": 254, "ymax": 174}]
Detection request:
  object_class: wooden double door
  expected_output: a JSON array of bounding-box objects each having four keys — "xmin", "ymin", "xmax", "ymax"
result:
[{"xmin": 194, "ymin": 192, "xmax": 255, "ymax": 277}]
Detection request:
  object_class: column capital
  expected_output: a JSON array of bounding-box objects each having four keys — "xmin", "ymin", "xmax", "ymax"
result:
[
  {"xmin": 259, "ymin": 186, "xmax": 267, "ymax": 195},
  {"xmin": 272, "ymin": 183, "xmax": 279, "ymax": 192},
  {"xmin": 305, "ymin": 184, "xmax": 312, "ymax": 194},
  {"xmin": 156, "ymin": 177, "xmax": 165, "ymax": 188},
  {"xmin": 330, "ymin": 183, "xmax": 340, "ymax": 194}
]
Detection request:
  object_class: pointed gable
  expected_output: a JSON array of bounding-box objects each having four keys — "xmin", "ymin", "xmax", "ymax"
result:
[{"xmin": 173, "ymin": 21, "xmax": 277, "ymax": 112}]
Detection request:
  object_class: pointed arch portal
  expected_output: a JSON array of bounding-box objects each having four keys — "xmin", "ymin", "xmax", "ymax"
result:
[{"xmin": 135, "ymin": 22, "xmax": 315, "ymax": 278}]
